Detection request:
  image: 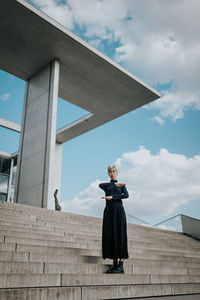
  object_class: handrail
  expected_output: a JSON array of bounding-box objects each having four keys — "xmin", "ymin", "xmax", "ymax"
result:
[
  {"xmin": 153, "ymin": 214, "xmax": 181, "ymax": 226},
  {"xmin": 127, "ymin": 212, "xmax": 200, "ymax": 239},
  {"xmin": 126, "ymin": 213, "xmax": 151, "ymax": 225}
]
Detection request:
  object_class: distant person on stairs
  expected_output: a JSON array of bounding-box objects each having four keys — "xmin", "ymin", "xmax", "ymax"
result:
[
  {"xmin": 54, "ymin": 189, "xmax": 62, "ymax": 211},
  {"xmin": 99, "ymin": 165, "xmax": 129, "ymax": 274}
]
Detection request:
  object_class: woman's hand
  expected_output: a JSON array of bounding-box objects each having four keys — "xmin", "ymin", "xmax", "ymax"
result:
[
  {"xmin": 115, "ymin": 183, "xmax": 126, "ymax": 186},
  {"xmin": 101, "ymin": 196, "xmax": 113, "ymax": 200}
]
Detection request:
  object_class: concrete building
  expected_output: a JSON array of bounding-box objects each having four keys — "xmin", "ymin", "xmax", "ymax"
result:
[
  {"xmin": 0, "ymin": 0, "xmax": 160, "ymax": 210},
  {"xmin": 0, "ymin": 118, "xmax": 20, "ymax": 202},
  {"xmin": 0, "ymin": 151, "xmax": 17, "ymax": 202},
  {"xmin": 1, "ymin": 2, "xmax": 200, "ymax": 299}
]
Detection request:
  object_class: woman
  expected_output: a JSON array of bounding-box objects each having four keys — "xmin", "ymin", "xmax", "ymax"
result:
[{"xmin": 99, "ymin": 165, "xmax": 129, "ymax": 274}]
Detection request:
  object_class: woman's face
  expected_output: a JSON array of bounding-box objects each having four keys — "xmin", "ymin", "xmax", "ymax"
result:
[{"xmin": 108, "ymin": 168, "xmax": 117, "ymax": 180}]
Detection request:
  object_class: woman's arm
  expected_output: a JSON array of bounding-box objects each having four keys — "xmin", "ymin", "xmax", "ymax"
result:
[
  {"xmin": 112, "ymin": 185, "xmax": 129, "ymax": 200},
  {"xmin": 99, "ymin": 182, "xmax": 109, "ymax": 192}
]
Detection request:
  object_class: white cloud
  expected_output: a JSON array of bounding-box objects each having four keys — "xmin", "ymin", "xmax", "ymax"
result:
[
  {"xmin": 88, "ymin": 38, "xmax": 103, "ymax": 49},
  {"xmin": 29, "ymin": 0, "xmax": 200, "ymax": 121},
  {"xmin": 151, "ymin": 116, "xmax": 165, "ymax": 125},
  {"xmin": 0, "ymin": 93, "xmax": 10, "ymax": 102},
  {"xmin": 148, "ymin": 91, "xmax": 200, "ymax": 121},
  {"xmin": 62, "ymin": 147, "xmax": 200, "ymax": 220},
  {"xmin": 62, "ymin": 179, "xmax": 105, "ymax": 218},
  {"xmin": 30, "ymin": 0, "xmax": 73, "ymax": 29}
]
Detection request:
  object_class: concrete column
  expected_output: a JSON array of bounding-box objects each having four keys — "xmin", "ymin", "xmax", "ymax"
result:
[
  {"xmin": 53, "ymin": 142, "xmax": 62, "ymax": 204},
  {"xmin": 14, "ymin": 60, "xmax": 60, "ymax": 209},
  {"xmin": 7, "ymin": 156, "xmax": 14, "ymax": 202}
]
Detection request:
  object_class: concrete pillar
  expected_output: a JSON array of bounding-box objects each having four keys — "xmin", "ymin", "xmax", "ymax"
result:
[
  {"xmin": 14, "ymin": 60, "xmax": 60, "ymax": 209},
  {"xmin": 53, "ymin": 142, "xmax": 62, "ymax": 205},
  {"xmin": 7, "ymin": 157, "xmax": 14, "ymax": 202}
]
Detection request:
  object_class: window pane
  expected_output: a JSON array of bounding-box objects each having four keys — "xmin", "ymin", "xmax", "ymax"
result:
[
  {"xmin": 0, "ymin": 175, "xmax": 9, "ymax": 194},
  {"xmin": 2, "ymin": 157, "xmax": 11, "ymax": 175},
  {"xmin": 0, "ymin": 193, "xmax": 7, "ymax": 201},
  {"xmin": 0, "ymin": 157, "xmax": 2, "ymax": 173},
  {"xmin": 13, "ymin": 156, "xmax": 17, "ymax": 167},
  {"xmin": 9, "ymin": 165, "xmax": 17, "ymax": 202}
]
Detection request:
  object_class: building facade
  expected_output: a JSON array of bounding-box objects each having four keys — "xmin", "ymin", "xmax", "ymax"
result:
[{"xmin": 0, "ymin": 151, "xmax": 17, "ymax": 202}]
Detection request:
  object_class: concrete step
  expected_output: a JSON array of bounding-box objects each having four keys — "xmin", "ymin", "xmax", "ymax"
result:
[
  {"xmin": 0, "ymin": 261, "xmax": 43, "ymax": 274},
  {"xmin": 1, "ymin": 250, "xmax": 200, "ymax": 269},
  {"xmin": 0, "ymin": 261, "xmax": 107, "ymax": 275},
  {"xmin": 2, "ymin": 232, "xmax": 200, "ymax": 254},
  {"xmin": 1, "ymin": 229, "xmax": 199, "ymax": 257},
  {"xmin": 131, "ymin": 295, "xmax": 200, "ymax": 300},
  {"xmin": 28, "ymin": 253, "xmax": 200, "ymax": 267},
  {"xmin": 1, "ymin": 217, "xmax": 199, "ymax": 250},
  {"xmin": 1, "ymin": 272, "xmax": 200, "ymax": 288},
  {"xmin": 131, "ymin": 248, "xmax": 200, "ymax": 259},
  {"xmin": 131, "ymin": 242, "xmax": 200, "ymax": 253},
  {"xmin": 0, "ymin": 287, "xmax": 81, "ymax": 300},
  {"xmin": 0, "ymin": 218, "xmax": 101, "ymax": 235},
  {"xmin": 1, "ymin": 260, "xmax": 200, "ymax": 277},
  {"xmin": 0, "ymin": 221, "xmax": 200, "ymax": 250},
  {"xmin": 1, "ymin": 227, "xmax": 200, "ymax": 249},
  {"xmin": 0, "ymin": 251, "xmax": 29, "ymax": 262},
  {"xmin": 0, "ymin": 201, "xmax": 101, "ymax": 221},
  {"xmin": 0, "ymin": 208, "xmax": 101, "ymax": 226},
  {"xmin": 1, "ymin": 201, "xmax": 200, "ymax": 299},
  {"xmin": 42, "ymin": 263, "xmax": 200, "ymax": 276},
  {"xmin": 2, "ymin": 230, "xmax": 200, "ymax": 255},
  {"xmin": 0, "ymin": 280, "xmax": 200, "ymax": 299},
  {"xmin": 4, "ymin": 236, "xmax": 89, "ymax": 249},
  {"xmin": 62, "ymin": 273, "xmax": 200, "ymax": 285},
  {"xmin": 1, "ymin": 202, "xmax": 197, "ymax": 241},
  {"xmin": 0, "ymin": 210, "xmax": 191, "ymax": 238},
  {"xmin": 0, "ymin": 225, "xmax": 65, "ymax": 238},
  {"xmin": 2, "ymin": 241, "xmax": 200, "ymax": 260},
  {"xmin": 0, "ymin": 273, "xmax": 60, "ymax": 288},
  {"xmin": 0, "ymin": 242, "xmax": 16, "ymax": 252},
  {"xmin": 81, "ymin": 283, "xmax": 200, "ymax": 300},
  {"xmin": 15, "ymin": 243, "xmax": 101, "ymax": 256},
  {"xmin": 0, "ymin": 222, "xmax": 102, "ymax": 238},
  {"xmin": 1, "ymin": 241, "xmax": 198, "ymax": 261}
]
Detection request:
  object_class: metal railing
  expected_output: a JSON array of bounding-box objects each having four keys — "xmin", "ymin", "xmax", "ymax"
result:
[
  {"xmin": 126, "ymin": 213, "xmax": 152, "ymax": 226},
  {"xmin": 127, "ymin": 212, "xmax": 200, "ymax": 240}
]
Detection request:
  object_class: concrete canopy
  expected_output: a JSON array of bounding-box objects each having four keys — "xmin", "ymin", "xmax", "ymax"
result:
[
  {"xmin": 0, "ymin": 0, "xmax": 160, "ymax": 143},
  {"xmin": 0, "ymin": 118, "xmax": 21, "ymax": 133}
]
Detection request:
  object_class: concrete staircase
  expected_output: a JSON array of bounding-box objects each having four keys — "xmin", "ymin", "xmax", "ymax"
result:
[{"xmin": 0, "ymin": 201, "xmax": 200, "ymax": 300}]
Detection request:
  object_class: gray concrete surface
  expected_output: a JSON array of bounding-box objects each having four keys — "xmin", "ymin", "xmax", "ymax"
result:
[
  {"xmin": 132, "ymin": 295, "xmax": 200, "ymax": 300},
  {"xmin": 14, "ymin": 60, "xmax": 60, "ymax": 209},
  {"xmin": 0, "ymin": 201, "xmax": 200, "ymax": 299},
  {"xmin": 182, "ymin": 215, "xmax": 200, "ymax": 240},
  {"xmin": 1, "ymin": 0, "xmax": 161, "ymax": 210},
  {"xmin": 0, "ymin": 118, "xmax": 21, "ymax": 133},
  {"xmin": 0, "ymin": 0, "xmax": 160, "ymax": 144}
]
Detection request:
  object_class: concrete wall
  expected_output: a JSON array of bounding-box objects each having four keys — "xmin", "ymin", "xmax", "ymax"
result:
[
  {"xmin": 181, "ymin": 215, "xmax": 200, "ymax": 240},
  {"xmin": 14, "ymin": 60, "xmax": 60, "ymax": 209}
]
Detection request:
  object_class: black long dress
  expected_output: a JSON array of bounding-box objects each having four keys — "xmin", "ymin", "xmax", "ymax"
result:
[{"xmin": 99, "ymin": 179, "xmax": 129, "ymax": 259}]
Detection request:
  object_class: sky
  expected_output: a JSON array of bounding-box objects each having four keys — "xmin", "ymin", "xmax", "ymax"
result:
[{"xmin": 0, "ymin": 0, "xmax": 200, "ymax": 225}]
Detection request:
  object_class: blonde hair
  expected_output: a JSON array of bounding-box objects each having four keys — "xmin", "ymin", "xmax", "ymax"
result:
[{"xmin": 107, "ymin": 165, "xmax": 118, "ymax": 173}]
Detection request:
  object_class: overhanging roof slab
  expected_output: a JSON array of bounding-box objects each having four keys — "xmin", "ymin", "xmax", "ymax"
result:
[{"xmin": 0, "ymin": 0, "xmax": 160, "ymax": 143}]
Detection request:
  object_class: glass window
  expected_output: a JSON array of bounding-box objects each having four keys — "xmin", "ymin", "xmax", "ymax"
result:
[
  {"xmin": 9, "ymin": 164, "xmax": 17, "ymax": 202},
  {"xmin": 0, "ymin": 157, "xmax": 2, "ymax": 173},
  {"xmin": 13, "ymin": 156, "xmax": 17, "ymax": 167},
  {"xmin": 11, "ymin": 165, "xmax": 17, "ymax": 186},
  {"xmin": 0, "ymin": 193, "xmax": 7, "ymax": 201},
  {"xmin": 2, "ymin": 157, "xmax": 11, "ymax": 175},
  {"xmin": 0, "ymin": 174, "xmax": 9, "ymax": 194}
]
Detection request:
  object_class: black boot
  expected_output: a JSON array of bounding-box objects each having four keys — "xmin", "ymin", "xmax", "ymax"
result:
[
  {"xmin": 112, "ymin": 260, "xmax": 124, "ymax": 273},
  {"xmin": 106, "ymin": 260, "xmax": 118, "ymax": 273}
]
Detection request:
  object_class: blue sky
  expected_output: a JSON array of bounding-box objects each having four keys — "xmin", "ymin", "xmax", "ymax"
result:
[{"xmin": 1, "ymin": 0, "xmax": 200, "ymax": 225}]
